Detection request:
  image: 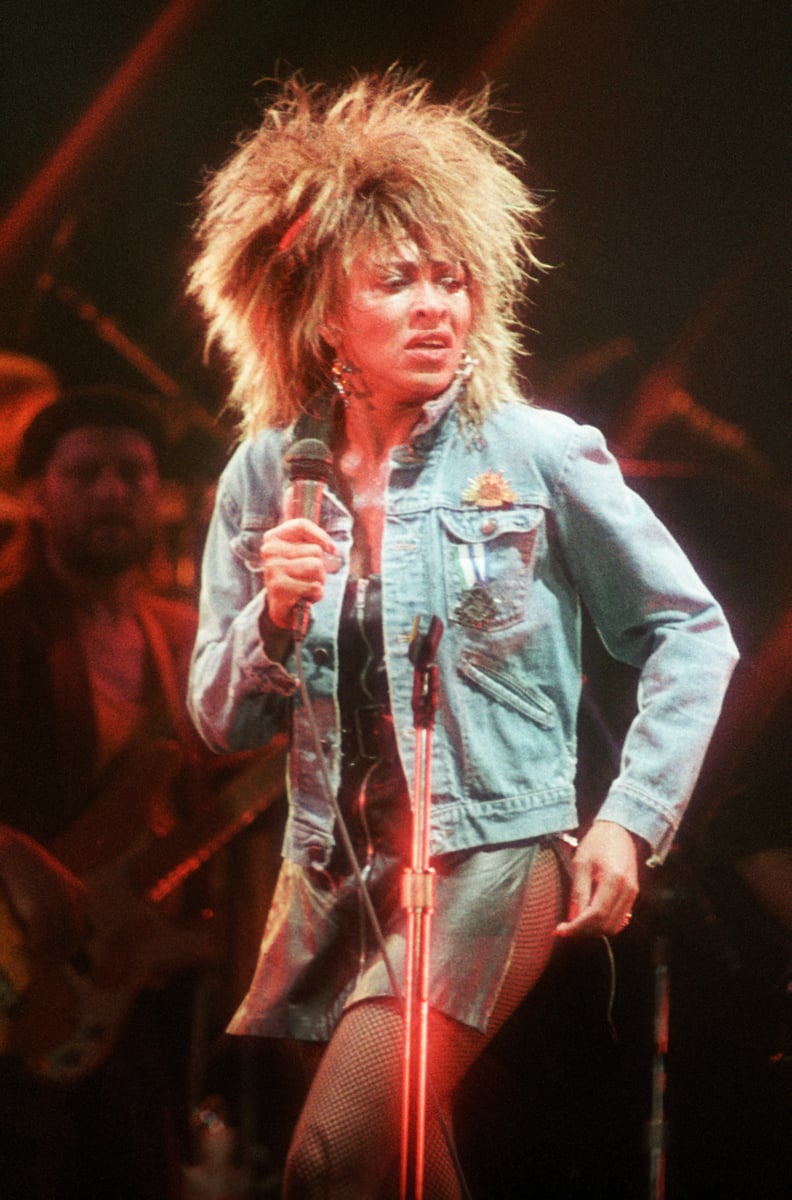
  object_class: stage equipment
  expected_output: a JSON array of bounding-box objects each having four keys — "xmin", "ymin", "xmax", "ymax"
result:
[{"xmin": 400, "ymin": 616, "xmax": 443, "ymax": 1200}]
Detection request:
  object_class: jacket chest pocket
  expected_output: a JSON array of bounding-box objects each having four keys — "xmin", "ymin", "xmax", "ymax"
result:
[{"xmin": 439, "ymin": 506, "xmax": 546, "ymax": 632}]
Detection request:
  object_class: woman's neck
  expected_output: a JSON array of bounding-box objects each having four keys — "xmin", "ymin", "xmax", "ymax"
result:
[
  {"xmin": 342, "ymin": 394, "xmax": 422, "ymax": 462},
  {"xmin": 337, "ymin": 406, "xmax": 415, "ymax": 577}
]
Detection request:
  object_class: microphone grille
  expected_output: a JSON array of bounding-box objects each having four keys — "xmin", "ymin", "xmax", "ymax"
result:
[{"xmin": 284, "ymin": 438, "xmax": 333, "ymax": 483}]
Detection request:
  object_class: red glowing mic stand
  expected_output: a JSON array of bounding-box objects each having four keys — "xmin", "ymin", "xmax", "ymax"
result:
[{"xmin": 400, "ymin": 616, "xmax": 443, "ymax": 1200}]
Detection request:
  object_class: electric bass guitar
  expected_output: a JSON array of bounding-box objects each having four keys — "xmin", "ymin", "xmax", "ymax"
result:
[{"xmin": 0, "ymin": 734, "xmax": 286, "ymax": 1085}]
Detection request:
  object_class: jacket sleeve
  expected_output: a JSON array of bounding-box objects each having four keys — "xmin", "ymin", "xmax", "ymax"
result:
[
  {"xmin": 552, "ymin": 422, "xmax": 739, "ymax": 860},
  {"xmin": 187, "ymin": 442, "xmax": 297, "ymax": 753}
]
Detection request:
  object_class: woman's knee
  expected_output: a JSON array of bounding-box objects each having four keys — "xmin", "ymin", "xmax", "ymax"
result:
[
  {"xmin": 284, "ymin": 1114, "xmax": 396, "ymax": 1198},
  {"xmin": 283, "ymin": 1119, "xmax": 335, "ymax": 1198}
]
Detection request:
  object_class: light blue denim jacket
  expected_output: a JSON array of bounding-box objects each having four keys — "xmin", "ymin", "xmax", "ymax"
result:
[{"xmin": 188, "ymin": 390, "xmax": 738, "ymax": 866}]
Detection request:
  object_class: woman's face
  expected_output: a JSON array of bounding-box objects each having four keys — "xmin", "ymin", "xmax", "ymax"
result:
[{"xmin": 327, "ymin": 241, "xmax": 473, "ymax": 412}]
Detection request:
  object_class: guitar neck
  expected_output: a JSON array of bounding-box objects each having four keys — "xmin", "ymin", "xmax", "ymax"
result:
[{"xmin": 127, "ymin": 736, "xmax": 287, "ymax": 903}]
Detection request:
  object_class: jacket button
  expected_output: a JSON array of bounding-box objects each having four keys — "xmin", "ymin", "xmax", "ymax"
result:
[
  {"xmin": 481, "ymin": 517, "xmax": 497, "ymax": 535},
  {"xmin": 312, "ymin": 646, "xmax": 330, "ymax": 666}
]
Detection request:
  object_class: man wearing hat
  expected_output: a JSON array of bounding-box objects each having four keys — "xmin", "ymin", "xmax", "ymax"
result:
[
  {"xmin": 0, "ymin": 387, "xmax": 205, "ymax": 1199},
  {"xmin": 0, "ymin": 387, "xmax": 202, "ymax": 836}
]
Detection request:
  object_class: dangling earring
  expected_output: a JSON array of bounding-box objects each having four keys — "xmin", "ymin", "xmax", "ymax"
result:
[
  {"xmin": 455, "ymin": 350, "xmax": 477, "ymax": 383},
  {"xmin": 331, "ymin": 357, "xmax": 356, "ymax": 404}
]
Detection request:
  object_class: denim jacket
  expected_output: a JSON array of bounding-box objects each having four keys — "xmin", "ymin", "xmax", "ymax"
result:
[{"xmin": 188, "ymin": 392, "xmax": 738, "ymax": 867}]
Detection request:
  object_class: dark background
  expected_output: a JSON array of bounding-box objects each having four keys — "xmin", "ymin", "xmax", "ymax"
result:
[
  {"xmin": 2, "ymin": 1, "xmax": 789, "ymax": 479},
  {"xmin": 2, "ymin": 2, "xmax": 790, "ymax": 1196}
]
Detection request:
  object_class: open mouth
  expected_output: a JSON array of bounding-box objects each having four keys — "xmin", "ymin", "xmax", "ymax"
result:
[{"xmin": 405, "ymin": 333, "xmax": 453, "ymax": 351}]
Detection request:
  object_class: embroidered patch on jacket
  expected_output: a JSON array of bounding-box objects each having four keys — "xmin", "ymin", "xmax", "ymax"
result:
[
  {"xmin": 453, "ymin": 545, "xmax": 502, "ymax": 628},
  {"xmin": 461, "ymin": 470, "xmax": 517, "ymax": 509},
  {"xmin": 454, "ymin": 584, "xmax": 501, "ymax": 628}
]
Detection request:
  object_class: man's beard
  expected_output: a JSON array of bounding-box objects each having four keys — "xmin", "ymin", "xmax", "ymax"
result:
[{"xmin": 58, "ymin": 519, "xmax": 156, "ymax": 577}]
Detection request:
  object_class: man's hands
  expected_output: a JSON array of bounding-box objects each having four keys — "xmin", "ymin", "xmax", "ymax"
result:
[{"xmin": 555, "ymin": 820, "xmax": 645, "ymax": 938}]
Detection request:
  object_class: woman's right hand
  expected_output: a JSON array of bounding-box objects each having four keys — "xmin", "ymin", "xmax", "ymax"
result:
[{"xmin": 260, "ymin": 518, "xmax": 341, "ymax": 630}]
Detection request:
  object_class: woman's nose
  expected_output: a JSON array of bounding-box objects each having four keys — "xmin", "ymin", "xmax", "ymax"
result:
[{"xmin": 412, "ymin": 280, "xmax": 447, "ymax": 319}]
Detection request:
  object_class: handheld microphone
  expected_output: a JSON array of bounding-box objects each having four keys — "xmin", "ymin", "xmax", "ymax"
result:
[{"xmin": 283, "ymin": 438, "xmax": 334, "ymax": 639}]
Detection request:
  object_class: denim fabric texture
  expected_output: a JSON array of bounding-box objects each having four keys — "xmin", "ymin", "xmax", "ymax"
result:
[{"xmin": 188, "ymin": 391, "xmax": 738, "ymax": 867}]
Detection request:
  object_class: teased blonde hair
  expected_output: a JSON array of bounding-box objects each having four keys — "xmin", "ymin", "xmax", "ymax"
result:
[{"xmin": 188, "ymin": 70, "xmax": 544, "ymax": 437}]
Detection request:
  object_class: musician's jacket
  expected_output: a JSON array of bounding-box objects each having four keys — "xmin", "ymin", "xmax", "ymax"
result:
[
  {"xmin": 189, "ymin": 387, "xmax": 739, "ymax": 867},
  {"xmin": 0, "ymin": 562, "xmax": 200, "ymax": 845}
]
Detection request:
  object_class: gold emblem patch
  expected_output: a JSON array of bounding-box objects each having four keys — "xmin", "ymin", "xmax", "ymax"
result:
[{"xmin": 461, "ymin": 470, "xmax": 517, "ymax": 509}]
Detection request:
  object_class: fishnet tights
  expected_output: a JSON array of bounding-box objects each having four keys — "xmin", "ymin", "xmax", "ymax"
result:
[{"xmin": 283, "ymin": 842, "xmax": 565, "ymax": 1198}]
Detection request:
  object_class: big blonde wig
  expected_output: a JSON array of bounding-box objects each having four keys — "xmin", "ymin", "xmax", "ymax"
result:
[{"xmin": 188, "ymin": 70, "xmax": 544, "ymax": 436}]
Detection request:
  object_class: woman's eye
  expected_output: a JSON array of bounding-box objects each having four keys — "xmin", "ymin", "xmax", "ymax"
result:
[{"xmin": 440, "ymin": 275, "xmax": 465, "ymax": 292}]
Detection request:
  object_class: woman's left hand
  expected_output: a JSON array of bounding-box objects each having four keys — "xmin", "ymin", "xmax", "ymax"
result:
[{"xmin": 555, "ymin": 820, "xmax": 644, "ymax": 938}]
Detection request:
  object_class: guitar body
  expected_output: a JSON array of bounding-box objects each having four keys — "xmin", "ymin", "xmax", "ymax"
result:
[
  {"xmin": 2, "ymin": 735, "xmax": 287, "ymax": 1085},
  {"xmin": 7, "ymin": 842, "xmax": 217, "ymax": 1085}
]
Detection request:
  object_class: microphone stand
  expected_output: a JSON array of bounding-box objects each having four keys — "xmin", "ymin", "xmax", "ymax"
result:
[{"xmin": 400, "ymin": 616, "xmax": 443, "ymax": 1200}]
